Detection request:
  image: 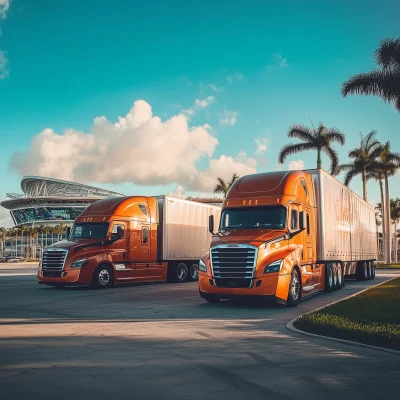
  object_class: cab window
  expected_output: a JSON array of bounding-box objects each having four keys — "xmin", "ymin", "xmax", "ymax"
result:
[
  {"xmin": 111, "ymin": 224, "xmax": 125, "ymax": 240},
  {"xmin": 306, "ymin": 214, "xmax": 311, "ymax": 235},
  {"xmin": 290, "ymin": 210, "xmax": 298, "ymax": 230}
]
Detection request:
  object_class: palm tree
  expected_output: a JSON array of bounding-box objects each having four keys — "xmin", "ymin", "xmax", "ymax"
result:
[
  {"xmin": 342, "ymin": 37, "xmax": 400, "ymax": 111},
  {"xmin": 377, "ymin": 142, "xmax": 400, "ymax": 263},
  {"xmin": 278, "ymin": 123, "xmax": 345, "ymax": 175},
  {"xmin": 214, "ymin": 173, "xmax": 240, "ymax": 198},
  {"xmin": 390, "ymin": 198, "xmax": 400, "ymax": 263},
  {"xmin": 339, "ymin": 131, "xmax": 381, "ymax": 202}
]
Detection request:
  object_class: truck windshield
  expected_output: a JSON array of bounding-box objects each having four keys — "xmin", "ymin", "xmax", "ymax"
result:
[
  {"xmin": 220, "ymin": 206, "xmax": 286, "ymax": 230},
  {"xmin": 70, "ymin": 223, "xmax": 109, "ymax": 239}
]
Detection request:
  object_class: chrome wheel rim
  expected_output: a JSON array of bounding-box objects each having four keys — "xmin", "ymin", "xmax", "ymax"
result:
[
  {"xmin": 177, "ymin": 266, "xmax": 187, "ymax": 280},
  {"xmin": 291, "ymin": 272, "xmax": 300, "ymax": 300},
  {"xmin": 99, "ymin": 269, "xmax": 110, "ymax": 286},
  {"xmin": 190, "ymin": 265, "xmax": 198, "ymax": 279},
  {"xmin": 328, "ymin": 265, "xmax": 333, "ymax": 287}
]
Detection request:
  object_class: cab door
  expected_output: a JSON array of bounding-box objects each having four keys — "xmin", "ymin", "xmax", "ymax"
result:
[
  {"xmin": 131, "ymin": 223, "xmax": 163, "ymax": 281},
  {"xmin": 304, "ymin": 207, "xmax": 321, "ymax": 289},
  {"xmin": 108, "ymin": 222, "xmax": 134, "ymax": 282}
]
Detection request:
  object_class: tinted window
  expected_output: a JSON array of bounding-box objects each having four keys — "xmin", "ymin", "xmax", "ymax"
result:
[
  {"xmin": 111, "ymin": 224, "xmax": 125, "ymax": 240},
  {"xmin": 139, "ymin": 204, "xmax": 148, "ymax": 215},
  {"xmin": 71, "ymin": 223, "xmax": 109, "ymax": 239},
  {"xmin": 220, "ymin": 207, "xmax": 286, "ymax": 230},
  {"xmin": 306, "ymin": 214, "xmax": 310, "ymax": 235},
  {"xmin": 142, "ymin": 227, "xmax": 149, "ymax": 244},
  {"xmin": 291, "ymin": 210, "xmax": 298, "ymax": 230}
]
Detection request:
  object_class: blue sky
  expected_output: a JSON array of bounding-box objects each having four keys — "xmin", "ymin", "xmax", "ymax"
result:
[{"xmin": 0, "ymin": 0, "xmax": 399, "ymax": 226}]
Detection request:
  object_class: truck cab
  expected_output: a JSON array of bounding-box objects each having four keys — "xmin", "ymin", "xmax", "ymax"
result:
[{"xmin": 198, "ymin": 170, "xmax": 322, "ymax": 306}]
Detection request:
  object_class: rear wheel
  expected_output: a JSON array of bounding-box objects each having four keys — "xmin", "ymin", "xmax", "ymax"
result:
[
  {"xmin": 332, "ymin": 263, "xmax": 338, "ymax": 291},
  {"xmin": 188, "ymin": 263, "xmax": 199, "ymax": 282},
  {"xmin": 175, "ymin": 263, "xmax": 188, "ymax": 283},
  {"xmin": 324, "ymin": 263, "xmax": 334, "ymax": 292},
  {"xmin": 286, "ymin": 268, "xmax": 301, "ymax": 307},
  {"xmin": 366, "ymin": 262, "xmax": 372, "ymax": 280},
  {"xmin": 336, "ymin": 263, "xmax": 343, "ymax": 290},
  {"xmin": 92, "ymin": 265, "xmax": 113, "ymax": 289},
  {"xmin": 371, "ymin": 261, "xmax": 376, "ymax": 279}
]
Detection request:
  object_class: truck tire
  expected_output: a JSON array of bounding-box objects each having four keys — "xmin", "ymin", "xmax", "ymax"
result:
[
  {"xmin": 188, "ymin": 263, "xmax": 199, "ymax": 282},
  {"xmin": 175, "ymin": 263, "xmax": 188, "ymax": 283},
  {"xmin": 286, "ymin": 268, "xmax": 301, "ymax": 307},
  {"xmin": 92, "ymin": 265, "xmax": 114, "ymax": 289},
  {"xmin": 335, "ymin": 263, "xmax": 343, "ymax": 290},
  {"xmin": 366, "ymin": 261, "xmax": 372, "ymax": 280},
  {"xmin": 371, "ymin": 261, "xmax": 376, "ymax": 279},
  {"xmin": 356, "ymin": 262, "xmax": 367, "ymax": 281},
  {"xmin": 332, "ymin": 263, "xmax": 338, "ymax": 291},
  {"xmin": 324, "ymin": 263, "xmax": 333, "ymax": 293}
]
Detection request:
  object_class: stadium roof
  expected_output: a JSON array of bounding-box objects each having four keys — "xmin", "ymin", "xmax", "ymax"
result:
[{"xmin": 19, "ymin": 176, "xmax": 124, "ymax": 199}]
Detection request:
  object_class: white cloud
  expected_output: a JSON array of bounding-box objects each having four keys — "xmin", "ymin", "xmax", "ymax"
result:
[
  {"xmin": 169, "ymin": 185, "xmax": 186, "ymax": 199},
  {"xmin": 0, "ymin": 0, "xmax": 9, "ymax": 19},
  {"xmin": 255, "ymin": 138, "xmax": 269, "ymax": 154},
  {"xmin": 0, "ymin": 50, "xmax": 9, "ymax": 79},
  {"xmin": 10, "ymin": 100, "xmax": 219, "ymax": 189},
  {"xmin": 266, "ymin": 52, "xmax": 289, "ymax": 69},
  {"xmin": 0, "ymin": 207, "xmax": 13, "ymax": 228},
  {"xmin": 220, "ymin": 110, "xmax": 237, "ymax": 126},
  {"xmin": 194, "ymin": 153, "xmax": 257, "ymax": 192},
  {"xmin": 194, "ymin": 96, "xmax": 214, "ymax": 108},
  {"xmin": 288, "ymin": 159, "xmax": 304, "ymax": 170},
  {"xmin": 227, "ymin": 73, "xmax": 244, "ymax": 84}
]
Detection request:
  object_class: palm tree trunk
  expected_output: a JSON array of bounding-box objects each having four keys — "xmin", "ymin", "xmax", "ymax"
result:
[
  {"xmin": 317, "ymin": 149, "xmax": 322, "ymax": 169},
  {"xmin": 362, "ymin": 169, "xmax": 368, "ymax": 202},
  {"xmin": 378, "ymin": 179, "xmax": 386, "ymax": 262},
  {"xmin": 393, "ymin": 221, "xmax": 398, "ymax": 263},
  {"xmin": 384, "ymin": 173, "xmax": 391, "ymax": 263}
]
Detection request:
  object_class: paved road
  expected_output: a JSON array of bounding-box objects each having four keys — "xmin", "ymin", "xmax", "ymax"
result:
[{"xmin": 0, "ymin": 263, "xmax": 399, "ymax": 400}]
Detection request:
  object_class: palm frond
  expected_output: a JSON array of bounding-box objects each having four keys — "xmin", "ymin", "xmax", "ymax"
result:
[
  {"xmin": 374, "ymin": 38, "xmax": 400, "ymax": 70},
  {"xmin": 339, "ymin": 163, "xmax": 356, "ymax": 172},
  {"xmin": 278, "ymin": 142, "xmax": 316, "ymax": 163},
  {"xmin": 343, "ymin": 70, "xmax": 400, "ymax": 107},
  {"xmin": 287, "ymin": 124, "xmax": 315, "ymax": 142},
  {"xmin": 322, "ymin": 146, "xmax": 340, "ymax": 175},
  {"xmin": 325, "ymin": 128, "xmax": 345, "ymax": 145},
  {"xmin": 343, "ymin": 168, "xmax": 361, "ymax": 186}
]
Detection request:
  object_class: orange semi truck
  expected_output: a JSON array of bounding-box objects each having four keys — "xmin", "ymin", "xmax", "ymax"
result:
[
  {"xmin": 198, "ymin": 169, "xmax": 377, "ymax": 306},
  {"xmin": 38, "ymin": 196, "xmax": 221, "ymax": 288}
]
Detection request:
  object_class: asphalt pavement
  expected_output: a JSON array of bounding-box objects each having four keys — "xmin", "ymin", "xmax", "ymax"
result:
[{"xmin": 0, "ymin": 263, "xmax": 399, "ymax": 400}]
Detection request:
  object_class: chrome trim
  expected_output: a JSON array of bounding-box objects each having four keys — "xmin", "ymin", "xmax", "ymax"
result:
[
  {"xmin": 41, "ymin": 248, "xmax": 68, "ymax": 271},
  {"xmin": 210, "ymin": 244, "xmax": 258, "ymax": 286}
]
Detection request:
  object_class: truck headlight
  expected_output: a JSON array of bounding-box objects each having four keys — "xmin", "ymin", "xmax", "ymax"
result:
[
  {"xmin": 70, "ymin": 258, "xmax": 89, "ymax": 268},
  {"xmin": 264, "ymin": 259, "xmax": 283, "ymax": 273},
  {"xmin": 199, "ymin": 258, "xmax": 207, "ymax": 272}
]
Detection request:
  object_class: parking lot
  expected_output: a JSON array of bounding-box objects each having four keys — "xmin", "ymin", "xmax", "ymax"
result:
[{"xmin": 0, "ymin": 263, "xmax": 399, "ymax": 400}]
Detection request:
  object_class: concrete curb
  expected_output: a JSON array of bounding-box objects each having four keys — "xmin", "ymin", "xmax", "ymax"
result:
[{"xmin": 286, "ymin": 276, "xmax": 400, "ymax": 356}]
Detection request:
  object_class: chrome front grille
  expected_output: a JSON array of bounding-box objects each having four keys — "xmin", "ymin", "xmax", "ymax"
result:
[
  {"xmin": 42, "ymin": 248, "xmax": 68, "ymax": 272},
  {"xmin": 211, "ymin": 245, "xmax": 257, "ymax": 284}
]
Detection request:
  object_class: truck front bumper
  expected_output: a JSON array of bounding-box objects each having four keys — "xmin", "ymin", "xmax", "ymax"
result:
[
  {"xmin": 37, "ymin": 268, "xmax": 81, "ymax": 285},
  {"xmin": 198, "ymin": 272, "xmax": 291, "ymax": 302}
]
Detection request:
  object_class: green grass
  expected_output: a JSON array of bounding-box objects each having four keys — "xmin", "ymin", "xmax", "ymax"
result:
[
  {"xmin": 294, "ymin": 277, "xmax": 400, "ymax": 351},
  {"xmin": 376, "ymin": 263, "xmax": 400, "ymax": 269}
]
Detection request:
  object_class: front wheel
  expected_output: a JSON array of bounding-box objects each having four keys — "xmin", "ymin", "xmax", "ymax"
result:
[
  {"xmin": 286, "ymin": 268, "xmax": 301, "ymax": 307},
  {"xmin": 92, "ymin": 265, "xmax": 113, "ymax": 289}
]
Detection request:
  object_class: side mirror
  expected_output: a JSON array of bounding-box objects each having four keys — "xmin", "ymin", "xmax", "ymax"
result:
[
  {"xmin": 299, "ymin": 211, "xmax": 306, "ymax": 230},
  {"xmin": 209, "ymin": 215, "xmax": 214, "ymax": 234},
  {"xmin": 117, "ymin": 226, "xmax": 125, "ymax": 240}
]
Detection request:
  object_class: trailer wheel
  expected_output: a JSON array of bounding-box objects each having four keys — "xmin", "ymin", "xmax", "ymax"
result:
[
  {"xmin": 175, "ymin": 263, "xmax": 188, "ymax": 283},
  {"xmin": 188, "ymin": 263, "xmax": 199, "ymax": 282},
  {"xmin": 324, "ymin": 263, "xmax": 334, "ymax": 293},
  {"xmin": 92, "ymin": 265, "xmax": 114, "ymax": 289},
  {"xmin": 336, "ymin": 263, "xmax": 343, "ymax": 290},
  {"xmin": 362, "ymin": 261, "xmax": 368, "ymax": 281},
  {"xmin": 332, "ymin": 263, "xmax": 338, "ymax": 291},
  {"xmin": 286, "ymin": 268, "xmax": 301, "ymax": 307},
  {"xmin": 366, "ymin": 262, "xmax": 372, "ymax": 280},
  {"xmin": 356, "ymin": 262, "xmax": 366, "ymax": 281},
  {"xmin": 371, "ymin": 261, "xmax": 376, "ymax": 279}
]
